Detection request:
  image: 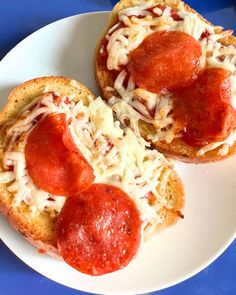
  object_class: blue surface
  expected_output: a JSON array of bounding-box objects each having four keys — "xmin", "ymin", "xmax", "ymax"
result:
[{"xmin": 0, "ymin": 0, "xmax": 235, "ymax": 294}]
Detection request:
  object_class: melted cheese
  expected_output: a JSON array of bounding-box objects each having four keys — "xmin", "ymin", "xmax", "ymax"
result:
[
  {"xmin": 105, "ymin": 2, "xmax": 236, "ymax": 156},
  {"xmin": 0, "ymin": 92, "xmax": 174, "ymax": 238},
  {"xmin": 0, "ymin": 171, "xmax": 14, "ymax": 183},
  {"xmin": 197, "ymin": 130, "xmax": 236, "ymax": 156},
  {"xmin": 109, "ymin": 70, "xmax": 180, "ymax": 144}
]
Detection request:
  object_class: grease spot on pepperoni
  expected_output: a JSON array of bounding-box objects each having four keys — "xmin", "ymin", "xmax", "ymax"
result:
[
  {"xmin": 127, "ymin": 31, "xmax": 202, "ymax": 93},
  {"xmin": 25, "ymin": 113, "xmax": 94, "ymax": 196},
  {"xmin": 57, "ymin": 184, "xmax": 141, "ymax": 276},
  {"xmin": 173, "ymin": 68, "xmax": 236, "ymax": 146}
]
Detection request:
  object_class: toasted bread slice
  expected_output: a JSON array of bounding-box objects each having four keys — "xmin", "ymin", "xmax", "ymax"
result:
[
  {"xmin": 0, "ymin": 77, "xmax": 94, "ymax": 256},
  {"xmin": 0, "ymin": 77, "xmax": 185, "ymax": 255},
  {"xmin": 0, "ymin": 76, "xmax": 184, "ymax": 256},
  {"xmin": 95, "ymin": 0, "xmax": 236, "ymax": 163}
]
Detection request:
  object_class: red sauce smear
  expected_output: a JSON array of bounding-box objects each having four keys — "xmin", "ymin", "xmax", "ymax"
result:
[{"xmin": 147, "ymin": 4, "xmax": 183, "ymax": 21}]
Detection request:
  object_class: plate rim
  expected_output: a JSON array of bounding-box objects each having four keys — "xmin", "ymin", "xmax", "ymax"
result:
[{"xmin": 1, "ymin": 217, "xmax": 235, "ymax": 295}]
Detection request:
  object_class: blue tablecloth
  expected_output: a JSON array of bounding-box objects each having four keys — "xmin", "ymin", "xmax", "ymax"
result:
[{"xmin": 0, "ymin": 1, "xmax": 235, "ymax": 294}]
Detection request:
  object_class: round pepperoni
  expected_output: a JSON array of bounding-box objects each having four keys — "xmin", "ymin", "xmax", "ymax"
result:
[
  {"xmin": 57, "ymin": 184, "xmax": 141, "ymax": 276},
  {"xmin": 25, "ymin": 113, "xmax": 94, "ymax": 196},
  {"xmin": 173, "ymin": 68, "xmax": 236, "ymax": 146},
  {"xmin": 127, "ymin": 31, "xmax": 202, "ymax": 93}
]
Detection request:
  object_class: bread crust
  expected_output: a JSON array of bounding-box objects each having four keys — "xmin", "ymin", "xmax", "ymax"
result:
[
  {"xmin": 154, "ymin": 169, "xmax": 184, "ymax": 233},
  {"xmin": 94, "ymin": 0, "xmax": 236, "ymax": 163},
  {"xmin": 0, "ymin": 76, "xmax": 184, "ymax": 257}
]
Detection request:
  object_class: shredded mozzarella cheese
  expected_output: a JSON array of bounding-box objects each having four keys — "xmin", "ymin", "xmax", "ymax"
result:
[{"xmin": 109, "ymin": 71, "xmax": 180, "ymax": 144}]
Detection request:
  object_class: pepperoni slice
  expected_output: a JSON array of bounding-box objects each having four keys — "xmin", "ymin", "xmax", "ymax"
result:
[
  {"xmin": 127, "ymin": 31, "xmax": 202, "ymax": 93},
  {"xmin": 173, "ymin": 68, "xmax": 236, "ymax": 146},
  {"xmin": 57, "ymin": 184, "xmax": 141, "ymax": 276},
  {"xmin": 25, "ymin": 113, "xmax": 94, "ymax": 196}
]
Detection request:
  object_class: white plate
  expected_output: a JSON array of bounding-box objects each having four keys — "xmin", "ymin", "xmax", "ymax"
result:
[{"xmin": 0, "ymin": 12, "xmax": 236, "ymax": 295}]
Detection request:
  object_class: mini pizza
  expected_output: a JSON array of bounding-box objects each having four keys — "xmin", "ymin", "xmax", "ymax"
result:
[
  {"xmin": 0, "ymin": 77, "xmax": 184, "ymax": 275},
  {"xmin": 95, "ymin": 0, "xmax": 236, "ymax": 162}
]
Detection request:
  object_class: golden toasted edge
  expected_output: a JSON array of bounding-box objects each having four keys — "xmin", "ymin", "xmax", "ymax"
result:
[
  {"xmin": 156, "ymin": 169, "xmax": 184, "ymax": 233},
  {"xmin": 0, "ymin": 194, "xmax": 59, "ymax": 257},
  {"xmin": 0, "ymin": 76, "xmax": 93, "ymax": 125},
  {"xmin": 0, "ymin": 76, "xmax": 95, "ymax": 256},
  {"xmin": 152, "ymin": 138, "xmax": 236, "ymax": 163},
  {"xmin": 94, "ymin": 0, "xmax": 236, "ymax": 163}
]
